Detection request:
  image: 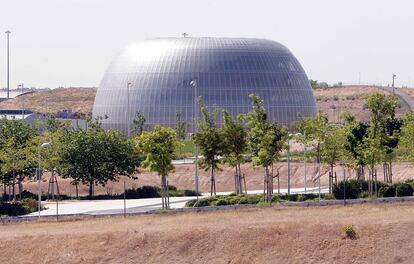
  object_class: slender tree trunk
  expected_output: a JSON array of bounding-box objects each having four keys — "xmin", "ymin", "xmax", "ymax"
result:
[
  {"xmin": 166, "ymin": 176, "xmax": 170, "ymax": 209},
  {"xmin": 12, "ymin": 170, "xmax": 16, "ymax": 202},
  {"xmin": 75, "ymin": 183, "xmax": 79, "ymax": 198},
  {"xmin": 389, "ymin": 162, "xmax": 393, "ymax": 183},
  {"xmin": 160, "ymin": 176, "xmax": 165, "ymax": 210},
  {"xmin": 89, "ymin": 180, "xmax": 93, "ymax": 198},
  {"xmin": 18, "ymin": 179, "xmax": 22, "ymax": 200},
  {"xmin": 238, "ymin": 163, "xmax": 243, "ymax": 194}
]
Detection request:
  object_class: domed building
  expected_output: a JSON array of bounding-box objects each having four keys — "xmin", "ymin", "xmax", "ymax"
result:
[{"xmin": 92, "ymin": 37, "xmax": 316, "ymax": 133}]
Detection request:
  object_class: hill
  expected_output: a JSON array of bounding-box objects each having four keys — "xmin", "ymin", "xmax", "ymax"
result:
[
  {"xmin": 0, "ymin": 87, "xmax": 96, "ymax": 117},
  {"xmin": 0, "ymin": 85, "xmax": 412, "ymax": 122}
]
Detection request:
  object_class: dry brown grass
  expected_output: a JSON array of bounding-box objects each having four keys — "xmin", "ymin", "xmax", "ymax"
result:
[
  {"xmin": 0, "ymin": 87, "xmax": 96, "ymax": 116},
  {"xmin": 1, "ymin": 203, "xmax": 414, "ymax": 263},
  {"xmin": 0, "ymin": 85, "xmax": 411, "ymax": 123}
]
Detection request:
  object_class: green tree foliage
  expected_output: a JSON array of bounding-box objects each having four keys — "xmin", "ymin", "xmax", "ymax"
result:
[
  {"xmin": 245, "ymin": 94, "xmax": 287, "ymax": 202},
  {"xmin": 360, "ymin": 93, "xmax": 397, "ymax": 195},
  {"xmin": 399, "ymin": 112, "xmax": 414, "ymax": 162},
  {"xmin": 221, "ymin": 111, "xmax": 247, "ymax": 194},
  {"xmin": 132, "ymin": 111, "xmax": 146, "ymax": 136},
  {"xmin": 59, "ymin": 120, "xmax": 139, "ymax": 197},
  {"xmin": 137, "ymin": 126, "xmax": 178, "ymax": 209},
  {"xmin": 175, "ymin": 111, "xmax": 188, "ymax": 141},
  {"xmin": 0, "ymin": 118, "xmax": 38, "ymax": 201},
  {"xmin": 193, "ymin": 98, "xmax": 224, "ymax": 196}
]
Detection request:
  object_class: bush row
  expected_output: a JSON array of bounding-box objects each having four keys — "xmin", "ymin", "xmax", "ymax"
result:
[
  {"xmin": 185, "ymin": 193, "xmax": 334, "ymax": 208},
  {"xmin": 333, "ymin": 179, "xmax": 414, "ymax": 199},
  {"xmin": 1, "ymin": 185, "xmax": 201, "ymax": 201},
  {"xmin": 0, "ymin": 198, "xmax": 39, "ymax": 216}
]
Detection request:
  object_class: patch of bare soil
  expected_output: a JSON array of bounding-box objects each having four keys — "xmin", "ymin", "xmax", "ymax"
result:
[{"xmin": 1, "ymin": 203, "xmax": 414, "ymax": 263}]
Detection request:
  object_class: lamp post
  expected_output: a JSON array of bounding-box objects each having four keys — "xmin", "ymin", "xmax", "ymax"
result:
[
  {"xmin": 38, "ymin": 142, "xmax": 51, "ymax": 218},
  {"xmin": 126, "ymin": 82, "xmax": 132, "ymax": 138},
  {"xmin": 392, "ymin": 74, "xmax": 397, "ymax": 95},
  {"xmin": 190, "ymin": 79, "xmax": 199, "ymax": 199},
  {"xmin": 287, "ymin": 134, "xmax": 291, "ymax": 195},
  {"xmin": 18, "ymin": 84, "xmax": 24, "ymax": 118},
  {"xmin": 5, "ymin": 30, "xmax": 11, "ymax": 99}
]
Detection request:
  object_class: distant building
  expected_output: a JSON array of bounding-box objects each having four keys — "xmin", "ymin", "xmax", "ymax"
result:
[{"xmin": 0, "ymin": 109, "xmax": 47, "ymax": 123}]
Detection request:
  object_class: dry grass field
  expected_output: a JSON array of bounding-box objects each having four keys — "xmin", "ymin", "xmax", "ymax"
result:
[{"xmin": 1, "ymin": 203, "xmax": 414, "ymax": 263}]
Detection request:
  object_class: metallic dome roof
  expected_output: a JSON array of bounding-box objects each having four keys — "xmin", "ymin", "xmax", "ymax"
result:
[{"xmin": 93, "ymin": 37, "xmax": 316, "ymax": 132}]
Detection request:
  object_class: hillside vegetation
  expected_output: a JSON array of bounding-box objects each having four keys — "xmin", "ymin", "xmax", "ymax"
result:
[{"xmin": 0, "ymin": 85, "xmax": 412, "ymax": 122}]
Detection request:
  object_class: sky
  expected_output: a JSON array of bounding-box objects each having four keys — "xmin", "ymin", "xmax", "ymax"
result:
[{"xmin": 0, "ymin": 0, "xmax": 413, "ymax": 89}]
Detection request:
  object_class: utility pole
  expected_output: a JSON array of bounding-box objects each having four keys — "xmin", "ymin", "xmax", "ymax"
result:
[
  {"xmin": 5, "ymin": 30, "xmax": 11, "ymax": 99},
  {"xmin": 392, "ymin": 74, "xmax": 397, "ymax": 95},
  {"xmin": 126, "ymin": 82, "xmax": 132, "ymax": 138},
  {"xmin": 190, "ymin": 79, "xmax": 199, "ymax": 199}
]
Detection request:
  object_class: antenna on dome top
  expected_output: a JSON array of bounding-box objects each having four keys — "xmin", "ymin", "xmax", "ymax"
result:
[{"xmin": 181, "ymin": 32, "xmax": 188, "ymax": 38}]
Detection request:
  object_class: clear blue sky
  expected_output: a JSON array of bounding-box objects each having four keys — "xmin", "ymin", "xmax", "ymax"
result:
[{"xmin": 1, "ymin": 0, "xmax": 413, "ymax": 88}]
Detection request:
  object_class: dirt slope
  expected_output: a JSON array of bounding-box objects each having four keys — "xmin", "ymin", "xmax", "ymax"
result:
[
  {"xmin": 0, "ymin": 87, "xmax": 96, "ymax": 116},
  {"xmin": 1, "ymin": 203, "xmax": 414, "ymax": 264},
  {"xmin": 0, "ymin": 85, "xmax": 411, "ymax": 122}
]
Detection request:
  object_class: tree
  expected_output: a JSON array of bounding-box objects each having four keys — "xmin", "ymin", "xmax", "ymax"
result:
[
  {"xmin": 361, "ymin": 93, "xmax": 397, "ymax": 195},
  {"xmin": 297, "ymin": 112, "xmax": 329, "ymax": 191},
  {"xmin": 59, "ymin": 120, "xmax": 139, "ymax": 197},
  {"xmin": 245, "ymin": 94, "xmax": 287, "ymax": 202},
  {"xmin": 175, "ymin": 111, "xmax": 188, "ymax": 141},
  {"xmin": 39, "ymin": 117, "xmax": 72, "ymax": 199},
  {"xmin": 193, "ymin": 98, "xmax": 224, "ymax": 196},
  {"xmin": 0, "ymin": 118, "xmax": 38, "ymax": 201},
  {"xmin": 137, "ymin": 126, "xmax": 178, "ymax": 209},
  {"xmin": 321, "ymin": 125, "xmax": 347, "ymax": 193},
  {"xmin": 221, "ymin": 110, "xmax": 247, "ymax": 194},
  {"xmin": 398, "ymin": 112, "xmax": 414, "ymax": 163},
  {"xmin": 132, "ymin": 111, "xmax": 146, "ymax": 136}
]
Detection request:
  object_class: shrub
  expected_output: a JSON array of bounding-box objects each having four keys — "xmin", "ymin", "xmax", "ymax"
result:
[
  {"xmin": 183, "ymin": 189, "xmax": 201, "ymax": 196},
  {"xmin": 193, "ymin": 198, "xmax": 211, "ymax": 207},
  {"xmin": 379, "ymin": 185, "xmax": 396, "ymax": 197},
  {"xmin": 216, "ymin": 199, "xmax": 230, "ymax": 206},
  {"xmin": 343, "ymin": 224, "xmax": 357, "ymax": 239},
  {"xmin": 322, "ymin": 194, "xmax": 335, "ymax": 200},
  {"xmin": 333, "ymin": 179, "xmax": 367, "ymax": 199},
  {"xmin": 395, "ymin": 183, "xmax": 413, "ymax": 197},
  {"xmin": 185, "ymin": 199, "xmax": 197, "ymax": 207},
  {"xmin": 358, "ymin": 191, "xmax": 370, "ymax": 199}
]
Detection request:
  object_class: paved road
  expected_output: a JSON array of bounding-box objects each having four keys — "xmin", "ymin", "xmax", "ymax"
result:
[
  {"xmin": 25, "ymin": 187, "xmax": 329, "ymax": 217},
  {"xmin": 378, "ymin": 86, "xmax": 414, "ymax": 110}
]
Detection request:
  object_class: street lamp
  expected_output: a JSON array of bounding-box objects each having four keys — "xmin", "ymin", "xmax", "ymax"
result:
[
  {"xmin": 190, "ymin": 79, "xmax": 199, "ymax": 199},
  {"xmin": 392, "ymin": 74, "xmax": 397, "ymax": 95},
  {"xmin": 18, "ymin": 84, "xmax": 24, "ymax": 118},
  {"xmin": 38, "ymin": 142, "xmax": 51, "ymax": 218},
  {"xmin": 126, "ymin": 82, "xmax": 132, "ymax": 138},
  {"xmin": 5, "ymin": 30, "xmax": 11, "ymax": 99},
  {"xmin": 287, "ymin": 133, "xmax": 302, "ymax": 195}
]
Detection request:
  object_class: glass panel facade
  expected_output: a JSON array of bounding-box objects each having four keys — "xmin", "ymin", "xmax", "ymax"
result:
[{"xmin": 93, "ymin": 38, "xmax": 317, "ymax": 132}]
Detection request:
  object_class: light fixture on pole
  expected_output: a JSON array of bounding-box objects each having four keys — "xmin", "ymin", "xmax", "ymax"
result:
[
  {"xmin": 190, "ymin": 79, "xmax": 199, "ymax": 199},
  {"xmin": 392, "ymin": 74, "xmax": 397, "ymax": 95},
  {"xmin": 5, "ymin": 30, "xmax": 11, "ymax": 99},
  {"xmin": 126, "ymin": 82, "xmax": 132, "ymax": 138},
  {"xmin": 18, "ymin": 83, "xmax": 25, "ymax": 118},
  {"xmin": 37, "ymin": 142, "xmax": 52, "ymax": 218}
]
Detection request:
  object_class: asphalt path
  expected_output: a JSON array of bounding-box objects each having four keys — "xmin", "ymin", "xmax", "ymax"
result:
[{"xmin": 25, "ymin": 187, "xmax": 329, "ymax": 217}]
